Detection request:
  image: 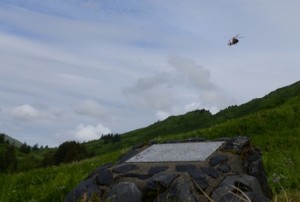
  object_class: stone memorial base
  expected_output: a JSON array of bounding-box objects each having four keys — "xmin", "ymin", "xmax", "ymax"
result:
[{"xmin": 66, "ymin": 136, "xmax": 272, "ymax": 202}]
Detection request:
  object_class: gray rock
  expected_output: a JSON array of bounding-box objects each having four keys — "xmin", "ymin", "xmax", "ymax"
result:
[
  {"xmin": 209, "ymin": 155, "xmax": 228, "ymax": 167},
  {"xmin": 222, "ymin": 136, "xmax": 251, "ymax": 154},
  {"xmin": 243, "ymin": 149, "xmax": 273, "ymax": 199},
  {"xmin": 217, "ymin": 164, "xmax": 231, "ymax": 173},
  {"xmin": 96, "ymin": 169, "xmax": 113, "ymax": 186},
  {"xmin": 151, "ymin": 173, "xmax": 179, "ymax": 188},
  {"xmin": 143, "ymin": 173, "xmax": 179, "ymax": 200},
  {"xmin": 147, "ymin": 166, "xmax": 169, "ymax": 175},
  {"xmin": 174, "ymin": 179, "xmax": 196, "ymax": 202},
  {"xmin": 211, "ymin": 174, "xmax": 270, "ymax": 202},
  {"xmin": 201, "ymin": 167, "xmax": 219, "ymax": 179},
  {"xmin": 189, "ymin": 169, "xmax": 209, "ymax": 190},
  {"xmin": 114, "ymin": 173, "xmax": 152, "ymax": 180},
  {"xmin": 107, "ymin": 182, "xmax": 142, "ymax": 202},
  {"xmin": 157, "ymin": 178, "xmax": 196, "ymax": 202},
  {"xmin": 175, "ymin": 164, "xmax": 196, "ymax": 172},
  {"xmin": 112, "ymin": 163, "xmax": 138, "ymax": 173}
]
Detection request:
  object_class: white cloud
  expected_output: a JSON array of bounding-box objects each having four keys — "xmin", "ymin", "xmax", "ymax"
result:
[
  {"xmin": 7, "ymin": 104, "xmax": 65, "ymax": 123},
  {"xmin": 74, "ymin": 99, "xmax": 106, "ymax": 118},
  {"xmin": 124, "ymin": 56, "xmax": 232, "ymax": 116},
  {"xmin": 10, "ymin": 104, "xmax": 39, "ymax": 121},
  {"xmin": 168, "ymin": 55, "xmax": 214, "ymax": 90},
  {"xmin": 124, "ymin": 71, "xmax": 173, "ymax": 111},
  {"xmin": 58, "ymin": 123, "xmax": 112, "ymax": 143}
]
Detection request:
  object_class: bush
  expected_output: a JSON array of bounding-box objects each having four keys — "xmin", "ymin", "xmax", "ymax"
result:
[{"xmin": 54, "ymin": 141, "xmax": 88, "ymax": 165}]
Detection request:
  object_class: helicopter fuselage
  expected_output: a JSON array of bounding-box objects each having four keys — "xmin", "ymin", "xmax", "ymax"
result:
[{"xmin": 228, "ymin": 37, "xmax": 239, "ymax": 46}]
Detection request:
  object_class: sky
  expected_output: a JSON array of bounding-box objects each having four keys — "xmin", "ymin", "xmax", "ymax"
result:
[{"xmin": 1, "ymin": 0, "xmax": 300, "ymax": 147}]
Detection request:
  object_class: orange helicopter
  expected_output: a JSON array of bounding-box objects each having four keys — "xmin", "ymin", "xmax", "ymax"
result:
[{"xmin": 228, "ymin": 34, "xmax": 242, "ymax": 46}]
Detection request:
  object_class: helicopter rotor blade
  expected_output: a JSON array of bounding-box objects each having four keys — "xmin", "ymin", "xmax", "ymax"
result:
[{"xmin": 234, "ymin": 34, "xmax": 244, "ymax": 38}]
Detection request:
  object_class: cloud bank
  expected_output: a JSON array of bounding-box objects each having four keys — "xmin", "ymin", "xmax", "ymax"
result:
[
  {"xmin": 57, "ymin": 123, "xmax": 112, "ymax": 143},
  {"xmin": 124, "ymin": 56, "xmax": 232, "ymax": 120}
]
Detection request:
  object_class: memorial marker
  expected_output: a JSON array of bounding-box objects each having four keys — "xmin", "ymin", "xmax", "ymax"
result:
[{"xmin": 127, "ymin": 141, "xmax": 224, "ymax": 163}]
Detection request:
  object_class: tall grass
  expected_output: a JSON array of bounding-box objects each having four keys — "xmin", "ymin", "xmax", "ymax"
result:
[{"xmin": 0, "ymin": 150, "xmax": 122, "ymax": 202}]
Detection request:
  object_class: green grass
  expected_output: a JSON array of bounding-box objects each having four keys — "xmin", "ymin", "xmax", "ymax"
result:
[{"xmin": 0, "ymin": 150, "xmax": 123, "ymax": 202}]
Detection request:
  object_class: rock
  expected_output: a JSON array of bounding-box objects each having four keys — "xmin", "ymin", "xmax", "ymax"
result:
[
  {"xmin": 157, "ymin": 178, "xmax": 196, "ymax": 202},
  {"xmin": 211, "ymin": 174, "xmax": 270, "ymax": 202},
  {"xmin": 175, "ymin": 164, "xmax": 196, "ymax": 172},
  {"xmin": 149, "ymin": 173, "xmax": 179, "ymax": 189},
  {"xmin": 189, "ymin": 169, "xmax": 209, "ymax": 190},
  {"xmin": 221, "ymin": 136, "xmax": 251, "ymax": 154},
  {"xmin": 201, "ymin": 167, "xmax": 219, "ymax": 179},
  {"xmin": 243, "ymin": 147, "xmax": 261, "ymax": 162},
  {"xmin": 242, "ymin": 148, "xmax": 273, "ymax": 199},
  {"xmin": 95, "ymin": 168, "xmax": 113, "ymax": 186},
  {"xmin": 107, "ymin": 182, "xmax": 142, "ymax": 202},
  {"xmin": 143, "ymin": 173, "xmax": 179, "ymax": 200},
  {"xmin": 173, "ymin": 179, "xmax": 196, "ymax": 202},
  {"xmin": 112, "ymin": 164, "xmax": 138, "ymax": 174},
  {"xmin": 147, "ymin": 166, "xmax": 169, "ymax": 175},
  {"xmin": 209, "ymin": 155, "xmax": 228, "ymax": 167},
  {"xmin": 114, "ymin": 173, "xmax": 152, "ymax": 180},
  {"xmin": 217, "ymin": 164, "xmax": 231, "ymax": 173}
]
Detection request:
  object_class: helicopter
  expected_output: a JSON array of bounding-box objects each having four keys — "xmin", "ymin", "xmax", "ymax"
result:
[{"xmin": 228, "ymin": 34, "xmax": 242, "ymax": 46}]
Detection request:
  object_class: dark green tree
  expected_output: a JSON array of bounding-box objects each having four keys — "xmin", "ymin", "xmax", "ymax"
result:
[
  {"xmin": 32, "ymin": 143, "xmax": 39, "ymax": 151},
  {"xmin": 101, "ymin": 133, "xmax": 121, "ymax": 143},
  {"xmin": 0, "ymin": 133, "xmax": 5, "ymax": 144},
  {"xmin": 20, "ymin": 142, "xmax": 31, "ymax": 154},
  {"xmin": 0, "ymin": 145, "xmax": 18, "ymax": 172},
  {"xmin": 112, "ymin": 134, "xmax": 121, "ymax": 143},
  {"xmin": 53, "ymin": 141, "xmax": 87, "ymax": 165}
]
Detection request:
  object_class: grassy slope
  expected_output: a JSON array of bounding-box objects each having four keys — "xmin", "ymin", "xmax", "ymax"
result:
[
  {"xmin": 0, "ymin": 150, "xmax": 123, "ymax": 202},
  {"xmin": 3, "ymin": 134, "xmax": 23, "ymax": 148},
  {"xmin": 83, "ymin": 80, "xmax": 300, "ymax": 157},
  {"xmin": 1, "ymin": 80, "xmax": 300, "ymax": 201}
]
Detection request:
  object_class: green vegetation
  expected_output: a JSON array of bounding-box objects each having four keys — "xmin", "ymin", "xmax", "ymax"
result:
[
  {"xmin": 1, "ymin": 133, "xmax": 22, "ymax": 147},
  {"xmin": 0, "ymin": 150, "xmax": 123, "ymax": 202},
  {"xmin": 0, "ymin": 80, "xmax": 300, "ymax": 201}
]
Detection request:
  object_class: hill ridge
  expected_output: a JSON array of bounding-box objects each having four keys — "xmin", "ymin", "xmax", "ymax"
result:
[{"xmin": 122, "ymin": 80, "xmax": 300, "ymax": 139}]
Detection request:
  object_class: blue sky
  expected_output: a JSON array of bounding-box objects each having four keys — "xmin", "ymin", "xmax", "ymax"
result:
[{"xmin": 1, "ymin": 0, "xmax": 300, "ymax": 147}]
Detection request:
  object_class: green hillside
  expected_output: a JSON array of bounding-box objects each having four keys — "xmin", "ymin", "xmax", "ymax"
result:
[
  {"xmin": 1, "ymin": 133, "xmax": 22, "ymax": 148},
  {"xmin": 1, "ymin": 80, "xmax": 300, "ymax": 201},
  {"xmin": 103, "ymin": 80, "xmax": 300, "ymax": 150}
]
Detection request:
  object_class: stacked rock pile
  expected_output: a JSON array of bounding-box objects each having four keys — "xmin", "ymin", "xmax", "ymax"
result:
[{"xmin": 65, "ymin": 136, "xmax": 272, "ymax": 202}]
